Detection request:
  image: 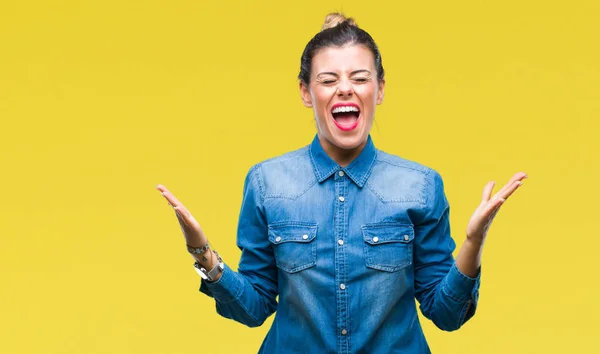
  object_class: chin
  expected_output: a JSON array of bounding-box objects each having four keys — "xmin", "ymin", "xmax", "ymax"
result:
[{"xmin": 330, "ymin": 133, "xmax": 368, "ymax": 150}]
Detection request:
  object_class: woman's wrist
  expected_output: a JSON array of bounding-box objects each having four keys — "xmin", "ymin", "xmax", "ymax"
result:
[
  {"xmin": 192, "ymin": 249, "xmax": 220, "ymax": 269},
  {"xmin": 194, "ymin": 250, "xmax": 223, "ymax": 282},
  {"xmin": 465, "ymin": 233, "xmax": 485, "ymax": 248}
]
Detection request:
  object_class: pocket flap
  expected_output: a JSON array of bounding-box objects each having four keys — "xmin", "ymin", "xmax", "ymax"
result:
[
  {"xmin": 362, "ymin": 224, "xmax": 414, "ymax": 245},
  {"xmin": 268, "ymin": 222, "xmax": 317, "ymax": 244}
]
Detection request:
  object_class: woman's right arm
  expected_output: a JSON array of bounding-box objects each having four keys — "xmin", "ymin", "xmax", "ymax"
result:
[{"xmin": 156, "ymin": 165, "xmax": 278, "ymax": 327}]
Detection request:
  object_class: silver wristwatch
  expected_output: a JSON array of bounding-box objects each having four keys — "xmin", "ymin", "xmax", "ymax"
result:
[{"xmin": 193, "ymin": 251, "xmax": 224, "ymax": 281}]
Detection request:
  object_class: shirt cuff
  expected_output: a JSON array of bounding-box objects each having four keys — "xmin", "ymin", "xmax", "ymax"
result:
[
  {"xmin": 442, "ymin": 262, "xmax": 481, "ymax": 303},
  {"xmin": 199, "ymin": 263, "xmax": 243, "ymax": 303}
]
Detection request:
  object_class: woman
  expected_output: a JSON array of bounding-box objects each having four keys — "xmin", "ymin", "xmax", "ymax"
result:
[{"xmin": 156, "ymin": 13, "xmax": 526, "ymax": 354}]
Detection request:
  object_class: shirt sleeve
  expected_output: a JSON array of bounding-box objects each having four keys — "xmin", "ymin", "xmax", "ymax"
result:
[
  {"xmin": 412, "ymin": 169, "xmax": 481, "ymax": 331},
  {"xmin": 199, "ymin": 164, "xmax": 278, "ymax": 328}
]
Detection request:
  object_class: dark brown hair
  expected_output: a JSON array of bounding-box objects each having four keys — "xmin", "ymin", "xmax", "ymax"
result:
[{"xmin": 298, "ymin": 13, "xmax": 385, "ymax": 85}]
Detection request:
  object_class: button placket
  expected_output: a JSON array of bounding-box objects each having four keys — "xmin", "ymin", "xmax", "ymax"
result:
[{"xmin": 333, "ymin": 168, "xmax": 349, "ymax": 351}]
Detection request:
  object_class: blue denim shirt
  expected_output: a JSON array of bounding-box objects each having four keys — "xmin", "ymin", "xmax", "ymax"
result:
[{"xmin": 200, "ymin": 135, "xmax": 480, "ymax": 353}]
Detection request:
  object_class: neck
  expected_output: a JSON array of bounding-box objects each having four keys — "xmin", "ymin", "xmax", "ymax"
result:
[{"xmin": 319, "ymin": 136, "xmax": 367, "ymax": 167}]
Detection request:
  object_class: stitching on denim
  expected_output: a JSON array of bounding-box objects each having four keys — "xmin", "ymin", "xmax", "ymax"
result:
[
  {"xmin": 232, "ymin": 287, "xmax": 262, "ymax": 326},
  {"xmin": 458, "ymin": 300, "xmax": 472, "ymax": 328},
  {"xmin": 268, "ymin": 221, "xmax": 318, "ymax": 273},
  {"xmin": 361, "ymin": 222, "xmax": 415, "ymax": 229},
  {"xmin": 268, "ymin": 221, "xmax": 318, "ymax": 228},
  {"xmin": 421, "ymin": 168, "xmax": 433, "ymax": 207},
  {"xmin": 365, "ymin": 181, "xmax": 386, "ymax": 201},
  {"xmin": 268, "ymin": 230, "xmax": 316, "ymax": 243},
  {"xmin": 308, "ymin": 143, "xmax": 324, "ymax": 182},
  {"xmin": 264, "ymin": 178, "xmax": 317, "ymax": 200},
  {"xmin": 358, "ymin": 148, "xmax": 378, "ymax": 187},
  {"xmin": 376, "ymin": 154, "xmax": 431, "ymax": 174},
  {"xmin": 365, "ymin": 181, "xmax": 426, "ymax": 204},
  {"xmin": 441, "ymin": 278, "xmax": 468, "ymax": 303},
  {"xmin": 279, "ymin": 260, "xmax": 316, "ymax": 273},
  {"xmin": 260, "ymin": 147, "xmax": 308, "ymax": 166},
  {"xmin": 212, "ymin": 272, "xmax": 244, "ymax": 305},
  {"xmin": 362, "ymin": 223, "xmax": 414, "ymax": 272},
  {"xmin": 250, "ymin": 164, "xmax": 266, "ymax": 203}
]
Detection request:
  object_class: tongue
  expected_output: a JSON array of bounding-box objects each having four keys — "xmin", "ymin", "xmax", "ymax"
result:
[{"xmin": 334, "ymin": 113, "xmax": 358, "ymax": 125}]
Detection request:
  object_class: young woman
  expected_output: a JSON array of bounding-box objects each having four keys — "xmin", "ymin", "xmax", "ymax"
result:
[{"xmin": 156, "ymin": 13, "xmax": 526, "ymax": 354}]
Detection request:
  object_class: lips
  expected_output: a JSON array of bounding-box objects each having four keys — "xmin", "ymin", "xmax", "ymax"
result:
[{"xmin": 330, "ymin": 103, "xmax": 361, "ymax": 131}]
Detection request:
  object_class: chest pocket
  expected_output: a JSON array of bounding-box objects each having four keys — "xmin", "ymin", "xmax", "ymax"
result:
[
  {"xmin": 362, "ymin": 223, "xmax": 414, "ymax": 272},
  {"xmin": 268, "ymin": 222, "xmax": 317, "ymax": 273}
]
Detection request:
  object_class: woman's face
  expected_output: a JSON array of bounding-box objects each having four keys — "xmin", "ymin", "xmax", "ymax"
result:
[{"xmin": 300, "ymin": 44, "xmax": 385, "ymax": 153}]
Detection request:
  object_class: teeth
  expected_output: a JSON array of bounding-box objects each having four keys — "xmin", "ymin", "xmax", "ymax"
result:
[{"xmin": 332, "ymin": 106, "xmax": 359, "ymax": 114}]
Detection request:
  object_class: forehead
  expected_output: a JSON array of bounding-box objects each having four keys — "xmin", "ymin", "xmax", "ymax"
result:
[{"xmin": 312, "ymin": 44, "xmax": 375, "ymax": 74}]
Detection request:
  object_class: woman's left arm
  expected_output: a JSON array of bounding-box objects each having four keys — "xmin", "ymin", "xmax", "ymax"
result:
[
  {"xmin": 414, "ymin": 170, "xmax": 527, "ymax": 332},
  {"xmin": 456, "ymin": 172, "xmax": 528, "ymax": 277}
]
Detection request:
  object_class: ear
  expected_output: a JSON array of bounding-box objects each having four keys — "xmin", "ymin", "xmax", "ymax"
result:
[
  {"xmin": 299, "ymin": 81, "xmax": 313, "ymax": 108},
  {"xmin": 376, "ymin": 79, "xmax": 385, "ymax": 105}
]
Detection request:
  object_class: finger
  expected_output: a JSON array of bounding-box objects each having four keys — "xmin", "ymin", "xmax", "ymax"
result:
[
  {"xmin": 495, "ymin": 179, "xmax": 524, "ymax": 201},
  {"xmin": 481, "ymin": 181, "xmax": 496, "ymax": 203},
  {"xmin": 174, "ymin": 205, "xmax": 194, "ymax": 225},
  {"xmin": 157, "ymin": 187, "xmax": 186, "ymax": 209},
  {"xmin": 156, "ymin": 186, "xmax": 198, "ymax": 226},
  {"xmin": 492, "ymin": 172, "xmax": 528, "ymax": 199},
  {"xmin": 482, "ymin": 196, "xmax": 504, "ymax": 218},
  {"xmin": 174, "ymin": 205, "xmax": 200, "ymax": 230},
  {"xmin": 173, "ymin": 207, "xmax": 191, "ymax": 231}
]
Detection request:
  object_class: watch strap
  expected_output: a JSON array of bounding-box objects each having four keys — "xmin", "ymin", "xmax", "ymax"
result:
[{"xmin": 194, "ymin": 250, "xmax": 224, "ymax": 281}]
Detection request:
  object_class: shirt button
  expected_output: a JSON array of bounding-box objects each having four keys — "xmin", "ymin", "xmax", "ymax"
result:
[
  {"xmin": 340, "ymin": 283, "xmax": 346, "ymax": 290},
  {"xmin": 372, "ymin": 236, "xmax": 379, "ymax": 243},
  {"xmin": 338, "ymin": 239, "xmax": 344, "ymax": 246},
  {"xmin": 404, "ymin": 234, "xmax": 410, "ymax": 241},
  {"xmin": 341, "ymin": 329, "xmax": 348, "ymax": 335},
  {"xmin": 338, "ymin": 171, "xmax": 345, "ymax": 177},
  {"xmin": 302, "ymin": 234, "xmax": 309, "ymax": 240},
  {"xmin": 338, "ymin": 196, "xmax": 345, "ymax": 202},
  {"xmin": 275, "ymin": 236, "xmax": 281, "ymax": 242}
]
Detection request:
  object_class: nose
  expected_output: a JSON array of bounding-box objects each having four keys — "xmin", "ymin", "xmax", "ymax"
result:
[{"xmin": 337, "ymin": 78, "xmax": 353, "ymax": 97}]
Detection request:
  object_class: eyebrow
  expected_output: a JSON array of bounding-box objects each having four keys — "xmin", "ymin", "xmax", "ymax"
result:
[{"xmin": 316, "ymin": 70, "xmax": 371, "ymax": 78}]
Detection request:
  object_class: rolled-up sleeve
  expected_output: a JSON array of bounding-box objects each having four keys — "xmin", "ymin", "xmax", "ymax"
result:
[
  {"xmin": 413, "ymin": 169, "xmax": 481, "ymax": 331},
  {"xmin": 199, "ymin": 164, "xmax": 278, "ymax": 328}
]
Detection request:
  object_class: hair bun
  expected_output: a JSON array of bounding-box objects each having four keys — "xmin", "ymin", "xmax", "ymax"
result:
[{"xmin": 322, "ymin": 12, "xmax": 357, "ymax": 31}]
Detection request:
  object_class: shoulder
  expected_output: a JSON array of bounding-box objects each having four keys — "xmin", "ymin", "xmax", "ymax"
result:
[
  {"xmin": 375, "ymin": 150, "xmax": 435, "ymax": 175},
  {"xmin": 368, "ymin": 149, "xmax": 443, "ymax": 204},
  {"xmin": 247, "ymin": 146, "xmax": 316, "ymax": 199}
]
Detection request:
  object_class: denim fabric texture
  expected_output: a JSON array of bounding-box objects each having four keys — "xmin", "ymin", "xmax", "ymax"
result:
[{"xmin": 200, "ymin": 135, "xmax": 480, "ymax": 354}]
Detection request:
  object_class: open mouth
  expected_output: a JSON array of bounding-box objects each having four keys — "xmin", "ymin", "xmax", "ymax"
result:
[{"xmin": 331, "ymin": 104, "xmax": 361, "ymax": 131}]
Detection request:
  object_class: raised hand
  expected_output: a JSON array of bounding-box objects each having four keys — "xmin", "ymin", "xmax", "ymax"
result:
[
  {"xmin": 156, "ymin": 184, "xmax": 213, "ymax": 264},
  {"xmin": 466, "ymin": 172, "xmax": 528, "ymax": 245}
]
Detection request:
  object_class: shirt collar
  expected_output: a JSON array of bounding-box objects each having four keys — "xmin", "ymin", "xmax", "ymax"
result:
[{"xmin": 308, "ymin": 134, "xmax": 377, "ymax": 188}]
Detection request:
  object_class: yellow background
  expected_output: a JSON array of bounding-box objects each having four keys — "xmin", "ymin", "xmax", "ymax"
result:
[{"xmin": 1, "ymin": 1, "xmax": 598, "ymax": 353}]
